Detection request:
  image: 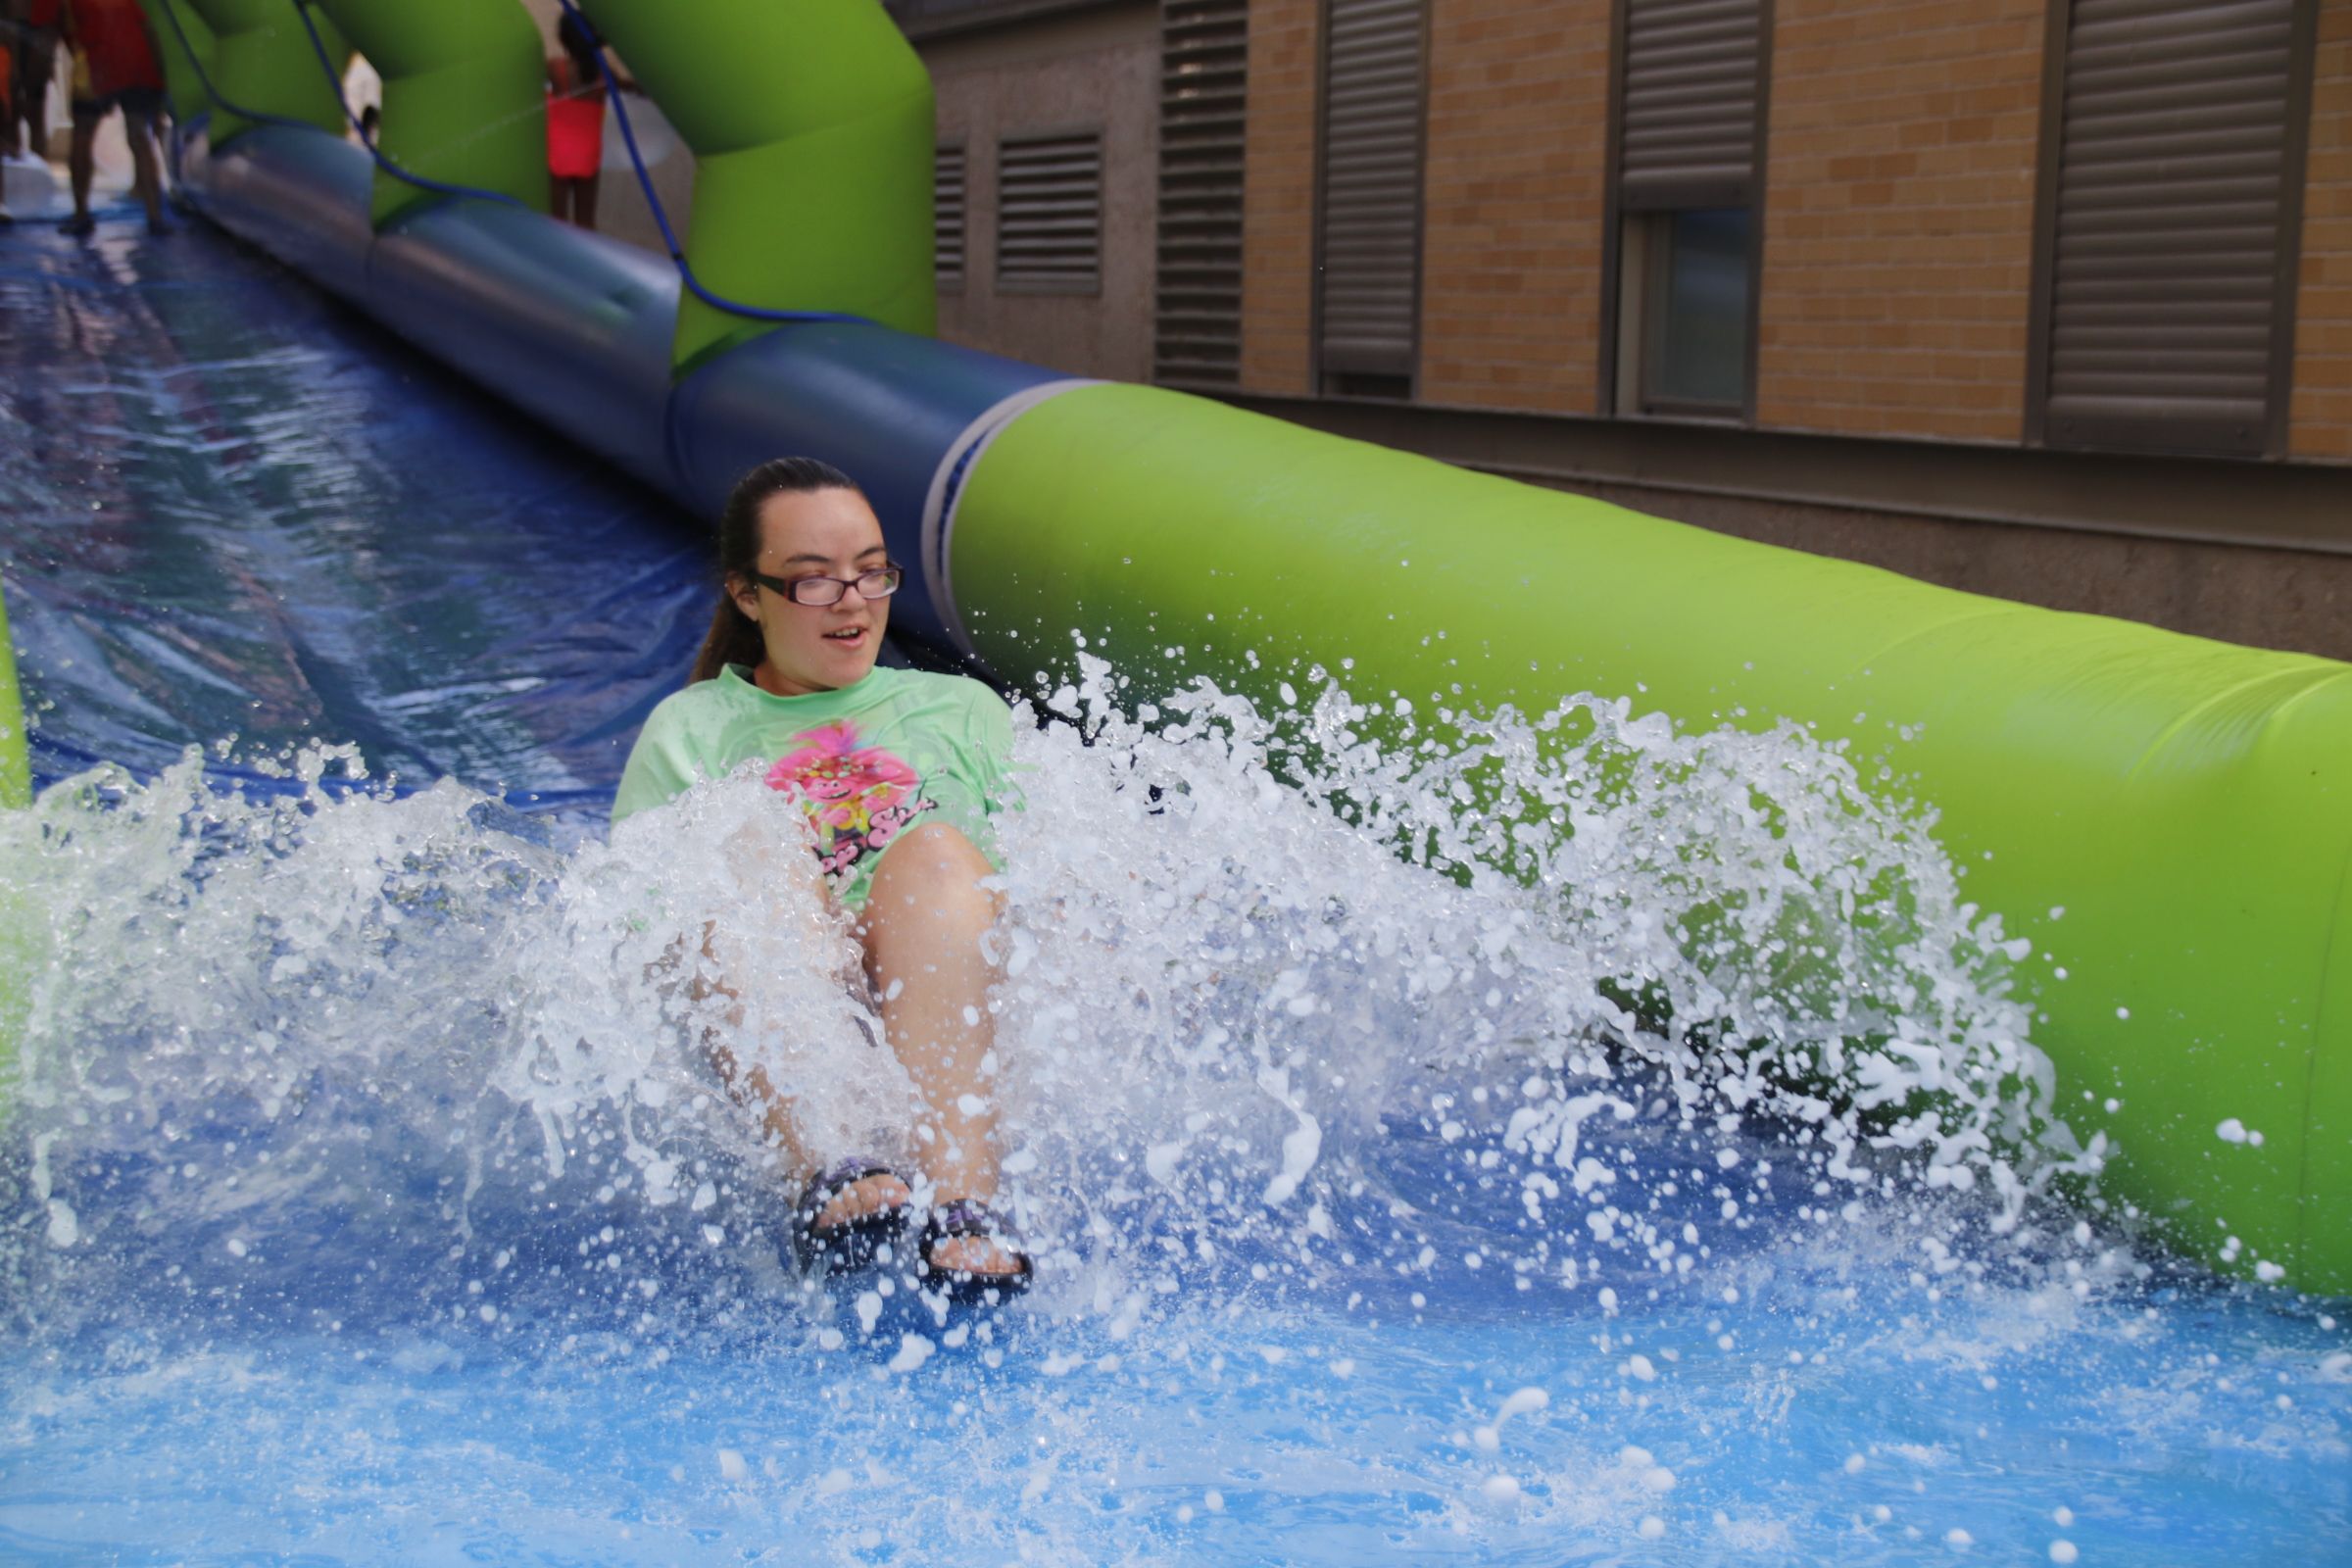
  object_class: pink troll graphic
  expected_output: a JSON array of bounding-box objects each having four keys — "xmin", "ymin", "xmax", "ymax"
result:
[{"xmin": 764, "ymin": 721, "xmax": 932, "ymax": 872}]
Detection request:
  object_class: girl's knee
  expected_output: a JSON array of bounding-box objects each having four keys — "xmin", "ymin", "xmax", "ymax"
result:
[
  {"xmin": 872, "ymin": 821, "xmax": 990, "ymax": 889},
  {"xmin": 858, "ymin": 824, "xmax": 998, "ymax": 944}
]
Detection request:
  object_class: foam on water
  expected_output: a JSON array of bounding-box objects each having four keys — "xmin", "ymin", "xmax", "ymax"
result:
[{"xmin": 0, "ymin": 659, "xmax": 2344, "ymax": 1564}]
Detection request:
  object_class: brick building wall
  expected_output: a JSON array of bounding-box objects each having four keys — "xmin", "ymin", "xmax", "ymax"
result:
[
  {"xmin": 1240, "ymin": 0, "xmax": 1318, "ymax": 395},
  {"xmin": 1417, "ymin": 2, "xmax": 1614, "ymax": 413},
  {"xmin": 2293, "ymin": 0, "xmax": 2352, "ymax": 460},
  {"xmin": 1754, "ymin": 0, "xmax": 2045, "ymax": 442}
]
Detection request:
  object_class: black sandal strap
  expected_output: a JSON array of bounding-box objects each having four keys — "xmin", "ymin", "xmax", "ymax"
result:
[
  {"xmin": 919, "ymin": 1199, "xmax": 1034, "ymax": 1298},
  {"xmin": 923, "ymin": 1197, "xmax": 1020, "ymax": 1242},
  {"xmin": 797, "ymin": 1158, "xmax": 905, "ymax": 1225},
  {"xmin": 792, "ymin": 1156, "xmax": 911, "ymax": 1276}
]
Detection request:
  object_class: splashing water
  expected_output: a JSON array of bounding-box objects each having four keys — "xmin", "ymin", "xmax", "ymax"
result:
[{"xmin": 1, "ymin": 662, "xmax": 2344, "ymax": 1564}]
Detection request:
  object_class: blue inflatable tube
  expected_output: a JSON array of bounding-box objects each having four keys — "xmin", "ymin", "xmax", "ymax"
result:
[
  {"xmin": 179, "ymin": 131, "xmax": 1073, "ymax": 650},
  {"xmin": 368, "ymin": 198, "xmax": 683, "ymax": 492},
  {"xmin": 188, "ymin": 126, "xmax": 376, "ymax": 304}
]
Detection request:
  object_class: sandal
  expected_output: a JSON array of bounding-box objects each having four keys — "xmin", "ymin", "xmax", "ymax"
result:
[
  {"xmin": 919, "ymin": 1198, "xmax": 1034, "ymax": 1304},
  {"xmin": 792, "ymin": 1157, "xmax": 911, "ymax": 1276}
]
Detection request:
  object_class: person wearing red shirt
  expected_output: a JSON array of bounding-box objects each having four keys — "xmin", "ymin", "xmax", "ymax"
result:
[
  {"xmin": 0, "ymin": 26, "xmax": 12, "ymax": 160},
  {"xmin": 59, "ymin": 0, "xmax": 166, "ymax": 236},
  {"xmin": 544, "ymin": 11, "xmax": 635, "ymax": 232},
  {"xmin": 544, "ymin": 13, "xmax": 606, "ymax": 230}
]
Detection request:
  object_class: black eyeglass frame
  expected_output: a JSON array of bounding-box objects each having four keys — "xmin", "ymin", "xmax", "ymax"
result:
[{"xmin": 745, "ymin": 563, "xmax": 905, "ymax": 607}]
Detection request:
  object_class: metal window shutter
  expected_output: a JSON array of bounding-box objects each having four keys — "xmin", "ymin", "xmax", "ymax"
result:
[
  {"xmin": 2043, "ymin": 0, "xmax": 2302, "ymax": 454},
  {"xmin": 1318, "ymin": 0, "xmax": 1425, "ymax": 380},
  {"xmin": 1154, "ymin": 0, "xmax": 1249, "ymax": 387},
  {"xmin": 1619, "ymin": 0, "xmax": 1764, "ymax": 211},
  {"xmin": 935, "ymin": 143, "xmax": 967, "ymax": 291},
  {"xmin": 998, "ymin": 131, "xmax": 1103, "ymax": 293}
]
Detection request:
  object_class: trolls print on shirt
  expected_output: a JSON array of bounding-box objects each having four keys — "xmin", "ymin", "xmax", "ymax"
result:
[{"xmin": 763, "ymin": 720, "xmax": 939, "ymax": 883}]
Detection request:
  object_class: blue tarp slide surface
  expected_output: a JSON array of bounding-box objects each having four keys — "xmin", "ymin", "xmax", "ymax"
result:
[{"xmin": 0, "ymin": 219, "xmax": 708, "ymax": 810}]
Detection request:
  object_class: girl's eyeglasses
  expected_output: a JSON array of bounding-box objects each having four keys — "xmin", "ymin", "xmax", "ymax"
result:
[{"xmin": 748, "ymin": 564, "xmax": 903, "ymax": 607}]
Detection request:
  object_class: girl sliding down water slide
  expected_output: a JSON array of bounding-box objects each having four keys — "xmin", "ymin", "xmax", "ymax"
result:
[{"xmin": 612, "ymin": 458, "xmax": 1032, "ymax": 1304}]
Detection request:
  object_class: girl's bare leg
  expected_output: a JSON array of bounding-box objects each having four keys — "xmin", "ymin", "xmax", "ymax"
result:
[
  {"xmin": 126, "ymin": 112, "xmax": 163, "ymax": 228},
  {"xmin": 855, "ymin": 822, "xmax": 1019, "ymax": 1275},
  {"xmin": 702, "ymin": 1021, "xmax": 909, "ymax": 1231},
  {"xmin": 67, "ymin": 116, "xmax": 94, "ymax": 221},
  {"xmin": 689, "ymin": 818, "xmax": 910, "ymax": 1237}
]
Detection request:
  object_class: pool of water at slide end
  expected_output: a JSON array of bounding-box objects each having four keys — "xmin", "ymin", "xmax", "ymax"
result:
[{"xmin": 1, "ymin": 206, "xmax": 2348, "ymax": 1567}]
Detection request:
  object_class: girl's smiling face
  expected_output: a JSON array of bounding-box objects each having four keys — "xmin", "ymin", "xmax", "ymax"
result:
[{"xmin": 729, "ymin": 486, "xmax": 892, "ymax": 697}]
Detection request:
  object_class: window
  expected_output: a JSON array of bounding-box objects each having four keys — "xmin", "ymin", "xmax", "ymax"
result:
[
  {"xmin": 1153, "ymin": 0, "xmax": 1249, "ymax": 387},
  {"xmin": 1641, "ymin": 208, "xmax": 1752, "ymax": 410},
  {"xmin": 2028, "ymin": 0, "xmax": 2319, "ymax": 457},
  {"xmin": 935, "ymin": 142, "xmax": 966, "ymax": 294},
  {"xmin": 1316, "ymin": 0, "xmax": 1427, "ymax": 400},
  {"xmin": 997, "ymin": 129, "xmax": 1103, "ymax": 295},
  {"xmin": 1607, "ymin": 0, "xmax": 1769, "ymax": 418}
]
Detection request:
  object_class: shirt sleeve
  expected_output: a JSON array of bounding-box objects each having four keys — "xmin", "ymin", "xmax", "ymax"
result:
[{"xmin": 610, "ymin": 694, "xmax": 698, "ymax": 827}]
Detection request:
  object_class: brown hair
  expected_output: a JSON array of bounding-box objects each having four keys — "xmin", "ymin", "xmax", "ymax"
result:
[{"xmin": 688, "ymin": 457, "xmax": 865, "ymax": 684}]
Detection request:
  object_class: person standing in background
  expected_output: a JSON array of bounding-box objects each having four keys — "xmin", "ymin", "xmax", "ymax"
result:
[
  {"xmin": 545, "ymin": 9, "xmax": 633, "ymax": 231},
  {"xmin": 58, "ymin": 0, "xmax": 166, "ymax": 237},
  {"xmin": 6, "ymin": 0, "xmax": 60, "ymax": 167}
]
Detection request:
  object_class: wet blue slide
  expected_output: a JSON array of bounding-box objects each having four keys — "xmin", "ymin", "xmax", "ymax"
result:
[
  {"xmin": 2, "ymin": 213, "xmax": 2349, "ymax": 1564},
  {"xmin": 0, "ymin": 219, "xmax": 706, "ymax": 809}
]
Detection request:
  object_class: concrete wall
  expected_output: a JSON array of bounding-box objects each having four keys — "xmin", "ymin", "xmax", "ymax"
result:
[
  {"xmin": 923, "ymin": 1, "xmax": 1160, "ymax": 382},
  {"xmin": 1568, "ymin": 479, "xmax": 2352, "ymax": 662}
]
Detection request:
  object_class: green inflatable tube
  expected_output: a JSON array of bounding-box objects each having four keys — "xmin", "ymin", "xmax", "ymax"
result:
[
  {"xmin": 0, "ymin": 583, "xmax": 28, "ymax": 1099},
  {"xmin": 575, "ymin": 0, "xmax": 936, "ymax": 368},
  {"xmin": 0, "ymin": 587, "xmax": 25, "ymax": 818},
  {"xmin": 948, "ymin": 382, "xmax": 2352, "ymax": 1295},
  {"xmin": 144, "ymin": 0, "xmax": 217, "ymax": 127},
  {"xmin": 149, "ymin": 0, "xmax": 542, "ymax": 224},
  {"xmin": 171, "ymin": 0, "xmax": 347, "ymax": 145},
  {"xmin": 308, "ymin": 0, "xmax": 547, "ymax": 225}
]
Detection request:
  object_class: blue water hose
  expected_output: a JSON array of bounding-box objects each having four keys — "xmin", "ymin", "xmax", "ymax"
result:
[{"xmin": 548, "ymin": 0, "xmax": 864, "ymax": 326}]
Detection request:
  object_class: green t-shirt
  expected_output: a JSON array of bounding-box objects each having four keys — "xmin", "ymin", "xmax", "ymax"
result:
[{"xmin": 612, "ymin": 664, "xmax": 1018, "ymax": 909}]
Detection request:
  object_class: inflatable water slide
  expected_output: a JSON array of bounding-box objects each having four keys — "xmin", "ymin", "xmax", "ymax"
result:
[{"xmin": 2, "ymin": 0, "xmax": 2342, "ymax": 1294}]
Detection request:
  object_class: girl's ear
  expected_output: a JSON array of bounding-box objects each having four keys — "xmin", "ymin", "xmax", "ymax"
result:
[{"xmin": 727, "ymin": 574, "xmax": 761, "ymax": 622}]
